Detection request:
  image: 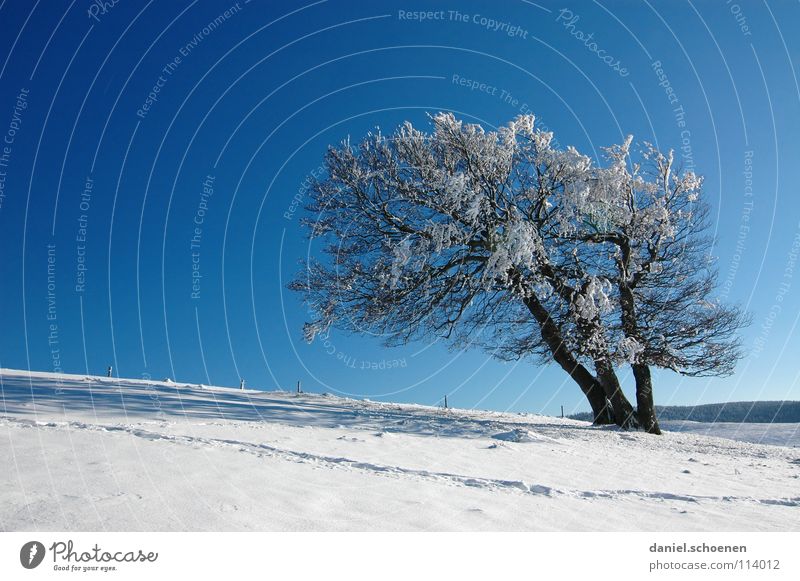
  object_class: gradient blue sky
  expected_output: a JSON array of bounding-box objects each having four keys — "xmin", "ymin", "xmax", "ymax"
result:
[{"xmin": 1, "ymin": 0, "xmax": 799, "ymax": 416}]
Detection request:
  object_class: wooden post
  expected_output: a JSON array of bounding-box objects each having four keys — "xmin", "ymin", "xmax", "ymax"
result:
[
  {"xmin": 444, "ymin": 395, "xmax": 448, "ymax": 409},
  {"xmin": 561, "ymin": 405, "xmax": 564, "ymax": 418},
  {"xmin": 297, "ymin": 380, "xmax": 301, "ymax": 394}
]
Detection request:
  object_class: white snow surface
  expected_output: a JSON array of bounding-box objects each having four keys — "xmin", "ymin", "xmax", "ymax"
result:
[
  {"xmin": 1, "ymin": 369, "xmax": 798, "ymax": 531},
  {"xmin": 661, "ymin": 420, "xmax": 800, "ymax": 448}
]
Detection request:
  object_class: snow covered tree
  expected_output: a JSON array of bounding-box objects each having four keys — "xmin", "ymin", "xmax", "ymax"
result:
[
  {"xmin": 290, "ymin": 113, "xmax": 748, "ymax": 432},
  {"xmin": 571, "ymin": 140, "xmax": 751, "ymax": 433}
]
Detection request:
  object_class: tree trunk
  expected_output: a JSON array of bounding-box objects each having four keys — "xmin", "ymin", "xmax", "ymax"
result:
[
  {"xmin": 594, "ymin": 358, "xmax": 638, "ymax": 429},
  {"xmin": 615, "ymin": 240, "xmax": 662, "ymax": 434},
  {"xmin": 633, "ymin": 363, "xmax": 661, "ymax": 434},
  {"xmin": 585, "ymin": 379, "xmax": 614, "ymax": 425},
  {"xmin": 523, "ymin": 295, "xmax": 613, "ymax": 424}
]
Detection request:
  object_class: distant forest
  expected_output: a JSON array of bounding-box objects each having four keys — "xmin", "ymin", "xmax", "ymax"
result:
[{"xmin": 569, "ymin": 401, "xmax": 800, "ymax": 423}]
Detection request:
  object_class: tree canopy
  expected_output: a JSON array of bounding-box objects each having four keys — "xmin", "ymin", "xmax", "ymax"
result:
[{"xmin": 291, "ymin": 113, "xmax": 749, "ymax": 434}]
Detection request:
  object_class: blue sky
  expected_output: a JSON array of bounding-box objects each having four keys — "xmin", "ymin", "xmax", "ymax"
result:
[{"xmin": 1, "ymin": 0, "xmax": 799, "ymax": 416}]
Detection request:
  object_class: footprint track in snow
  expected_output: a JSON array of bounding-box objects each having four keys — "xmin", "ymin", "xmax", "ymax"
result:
[{"xmin": 3, "ymin": 416, "xmax": 799, "ymax": 508}]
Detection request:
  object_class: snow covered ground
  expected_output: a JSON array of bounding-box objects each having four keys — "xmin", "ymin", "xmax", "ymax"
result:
[{"xmin": 1, "ymin": 369, "xmax": 798, "ymax": 531}]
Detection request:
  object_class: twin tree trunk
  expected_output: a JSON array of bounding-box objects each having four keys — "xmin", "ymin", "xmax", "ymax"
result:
[
  {"xmin": 524, "ymin": 295, "xmax": 614, "ymax": 425},
  {"xmin": 594, "ymin": 358, "xmax": 638, "ymax": 429},
  {"xmin": 524, "ymin": 294, "xmax": 652, "ymax": 431}
]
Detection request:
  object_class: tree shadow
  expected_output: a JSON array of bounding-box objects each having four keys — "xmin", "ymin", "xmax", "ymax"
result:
[{"xmin": 0, "ymin": 372, "xmax": 595, "ymax": 441}]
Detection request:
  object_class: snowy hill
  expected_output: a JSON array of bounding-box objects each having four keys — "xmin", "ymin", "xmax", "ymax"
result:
[{"xmin": 1, "ymin": 369, "xmax": 798, "ymax": 531}]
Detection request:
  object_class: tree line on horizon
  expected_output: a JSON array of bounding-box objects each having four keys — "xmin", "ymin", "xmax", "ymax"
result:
[{"xmin": 570, "ymin": 401, "xmax": 800, "ymax": 424}]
